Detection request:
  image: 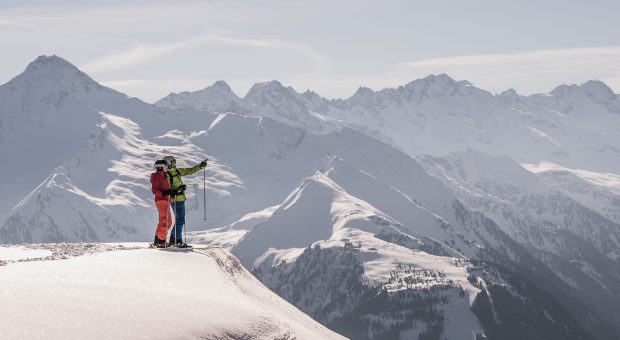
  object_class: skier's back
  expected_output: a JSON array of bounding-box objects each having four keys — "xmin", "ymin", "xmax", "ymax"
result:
[{"xmin": 150, "ymin": 159, "xmax": 175, "ymax": 247}]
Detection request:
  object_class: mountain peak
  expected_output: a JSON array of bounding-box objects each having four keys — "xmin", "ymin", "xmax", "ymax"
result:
[
  {"xmin": 302, "ymin": 89, "xmax": 320, "ymax": 98},
  {"xmin": 197, "ymin": 80, "xmax": 238, "ymax": 97},
  {"xmin": 581, "ymin": 80, "xmax": 617, "ymax": 99},
  {"xmin": 497, "ymin": 88, "xmax": 522, "ymax": 103},
  {"xmin": 155, "ymin": 79, "xmax": 243, "ymax": 113},
  {"xmin": 550, "ymin": 80, "xmax": 616, "ymax": 101},
  {"xmin": 245, "ymin": 80, "xmax": 299, "ymax": 99},
  {"xmin": 0, "ymin": 55, "xmax": 110, "ymax": 111},
  {"xmin": 352, "ymin": 86, "xmax": 374, "ymax": 98},
  {"xmin": 256, "ymin": 80, "xmax": 285, "ymax": 90},
  {"xmin": 211, "ymin": 80, "xmax": 232, "ymax": 91},
  {"xmin": 500, "ymin": 88, "xmax": 518, "ymax": 95},
  {"xmin": 27, "ymin": 55, "xmax": 77, "ymax": 71},
  {"xmin": 424, "ymin": 73, "xmax": 457, "ymax": 85},
  {"xmin": 402, "ymin": 73, "xmax": 459, "ymax": 92},
  {"xmin": 18, "ymin": 54, "xmax": 100, "ymax": 90}
]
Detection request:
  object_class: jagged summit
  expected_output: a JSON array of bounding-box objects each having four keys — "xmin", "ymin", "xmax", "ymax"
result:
[
  {"xmin": 579, "ymin": 80, "xmax": 617, "ymax": 100},
  {"xmin": 424, "ymin": 73, "xmax": 457, "ymax": 83},
  {"xmin": 21, "ymin": 55, "xmax": 98, "ymax": 86},
  {"xmin": 301, "ymin": 89, "xmax": 324, "ymax": 100},
  {"xmin": 0, "ymin": 55, "xmax": 122, "ymax": 107},
  {"xmin": 499, "ymin": 88, "xmax": 519, "ymax": 96},
  {"xmin": 350, "ymin": 86, "xmax": 374, "ymax": 99},
  {"xmin": 245, "ymin": 80, "xmax": 299, "ymax": 99},
  {"xmin": 154, "ymin": 79, "xmax": 244, "ymax": 113},
  {"xmin": 550, "ymin": 79, "xmax": 617, "ymax": 101},
  {"xmin": 242, "ymin": 80, "xmax": 337, "ymax": 133},
  {"xmin": 525, "ymin": 79, "xmax": 620, "ymax": 117},
  {"xmin": 496, "ymin": 88, "xmax": 524, "ymax": 104},
  {"xmin": 403, "ymin": 74, "xmax": 459, "ymax": 91},
  {"xmin": 199, "ymin": 80, "xmax": 240, "ymax": 98},
  {"xmin": 211, "ymin": 80, "xmax": 233, "ymax": 91},
  {"xmin": 166, "ymin": 80, "xmax": 236, "ymax": 98},
  {"xmin": 27, "ymin": 55, "xmax": 77, "ymax": 70}
]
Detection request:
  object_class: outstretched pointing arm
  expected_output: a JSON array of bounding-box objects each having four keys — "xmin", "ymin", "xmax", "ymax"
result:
[{"xmin": 177, "ymin": 160, "xmax": 207, "ymax": 176}]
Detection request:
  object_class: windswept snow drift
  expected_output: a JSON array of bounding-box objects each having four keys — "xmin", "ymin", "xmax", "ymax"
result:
[{"xmin": 0, "ymin": 244, "xmax": 344, "ymax": 340}]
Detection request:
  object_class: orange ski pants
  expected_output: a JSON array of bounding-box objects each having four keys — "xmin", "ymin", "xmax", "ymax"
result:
[{"xmin": 155, "ymin": 199, "xmax": 173, "ymax": 241}]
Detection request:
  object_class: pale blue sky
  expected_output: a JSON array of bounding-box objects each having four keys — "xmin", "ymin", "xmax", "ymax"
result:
[{"xmin": 1, "ymin": 0, "xmax": 619, "ymax": 102}]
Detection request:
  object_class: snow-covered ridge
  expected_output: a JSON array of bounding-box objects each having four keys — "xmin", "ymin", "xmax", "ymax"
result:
[{"xmin": 0, "ymin": 244, "xmax": 344, "ymax": 339}]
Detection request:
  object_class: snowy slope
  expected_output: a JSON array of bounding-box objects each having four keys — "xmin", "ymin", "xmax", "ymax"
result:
[
  {"xmin": 0, "ymin": 244, "xmax": 344, "ymax": 339},
  {"xmin": 229, "ymin": 146, "xmax": 593, "ymax": 338},
  {"xmin": 0, "ymin": 107, "xmax": 334, "ymax": 243},
  {"xmin": 232, "ymin": 171, "xmax": 484, "ymax": 339},
  {"xmin": 231, "ymin": 128, "xmax": 531, "ymax": 269},
  {"xmin": 418, "ymin": 150, "xmax": 620, "ymax": 336},
  {"xmin": 1, "ymin": 56, "xmax": 331, "ymax": 242},
  {"xmin": 0, "ymin": 109, "xmax": 213, "ymax": 242},
  {"xmin": 0, "ymin": 55, "xmax": 217, "ymax": 231},
  {"xmin": 523, "ymin": 161, "xmax": 620, "ymax": 225},
  {"xmin": 418, "ymin": 150, "xmax": 620, "ymax": 260}
]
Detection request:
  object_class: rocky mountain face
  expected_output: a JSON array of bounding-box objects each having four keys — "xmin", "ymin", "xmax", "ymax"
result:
[{"xmin": 2, "ymin": 55, "xmax": 620, "ymax": 339}]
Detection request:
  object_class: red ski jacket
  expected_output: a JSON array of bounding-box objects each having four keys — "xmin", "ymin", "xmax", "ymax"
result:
[{"xmin": 150, "ymin": 170, "xmax": 173, "ymax": 202}]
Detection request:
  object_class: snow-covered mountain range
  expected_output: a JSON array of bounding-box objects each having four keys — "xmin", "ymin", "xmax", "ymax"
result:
[
  {"xmin": 157, "ymin": 73, "xmax": 620, "ymax": 174},
  {"xmin": 2, "ymin": 55, "xmax": 620, "ymax": 339}
]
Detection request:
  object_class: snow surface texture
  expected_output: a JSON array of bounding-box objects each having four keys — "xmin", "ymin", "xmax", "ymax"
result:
[{"xmin": 0, "ymin": 244, "xmax": 343, "ymax": 340}]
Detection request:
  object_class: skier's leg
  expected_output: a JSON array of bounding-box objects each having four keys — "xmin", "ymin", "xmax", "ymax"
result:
[
  {"xmin": 175, "ymin": 201, "xmax": 185, "ymax": 242},
  {"xmin": 155, "ymin": 201, "xmax": 169, "ymax": 243},
  {"xmin": 170, "ymin": 200, "xmax": 181, "ymax": 244},
  {"xmin": 166, "ymin": 198, "xmax": 173, "ymax": 234}
]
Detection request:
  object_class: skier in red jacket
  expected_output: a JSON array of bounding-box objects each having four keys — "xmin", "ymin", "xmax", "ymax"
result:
[{"xmin": 150, "ymin": 159, "xmax": 176, "ymax": 247}]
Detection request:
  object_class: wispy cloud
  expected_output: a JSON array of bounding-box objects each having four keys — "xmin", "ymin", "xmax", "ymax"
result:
[
  {"xmin": 202, "ymin": 35, "xmax": 331, "ymax": 69},
  {"xmin": 401, "ymin": 46, "xmax": 620, "ymax": 68},
  {"xmin": 81, "ymin": 34, "xmax": 331, "ymax": 74},
  {"xmin": 0, "ymin": 10, "xmax": 84, "ymax": 39},
  {"xmin": 81, "ymin": 41, "xmax": 192, "ymax": 73}
]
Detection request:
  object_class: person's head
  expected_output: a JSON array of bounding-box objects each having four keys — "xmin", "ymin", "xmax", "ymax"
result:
[
  {"xmin": 163, "ymin": 155, "xmax": 176, "ymax": 169},
  {"xmin": 153, "ymin": 159, "xmax": 168, "ymax": 172}
]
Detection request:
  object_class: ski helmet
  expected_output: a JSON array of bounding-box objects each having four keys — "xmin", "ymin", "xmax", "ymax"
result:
[
  {"xmin": 163, "ymin": 155, "xmax": 176, "ymax": 166},
  {"xmin": 153, "ymin": 159, "xmax": 168, "ymax": 171}
]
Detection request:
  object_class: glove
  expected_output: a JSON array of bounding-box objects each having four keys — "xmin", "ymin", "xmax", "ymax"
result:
[
  {"xmin": 176, "ymin": 184, "xmax": 187, "ymax": 195},
  {"xmin": 200, "ymin": 160, "xmax": 208, "ymax": 168},
  {"xmin": 161, "ymin": 189, "xmax": 175, "ymax": 196}
]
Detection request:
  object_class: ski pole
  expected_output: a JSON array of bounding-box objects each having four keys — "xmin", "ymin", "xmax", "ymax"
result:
[
  {"xmin": 165, "ymin": 196, "xmax": 170, "ymax": 247},
  {"xmin": 203, "ymin": 166, "xmax": 207, "ymax": 221},
  {"xmin": 174, "ymin": 199, "xmax": 178, "ymax": 245}
]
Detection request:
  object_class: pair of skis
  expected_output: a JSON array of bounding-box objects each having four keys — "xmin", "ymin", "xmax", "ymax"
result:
[{"xmin": 148, "ymin": 242, "xmax": 192, "ymax": 249}]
